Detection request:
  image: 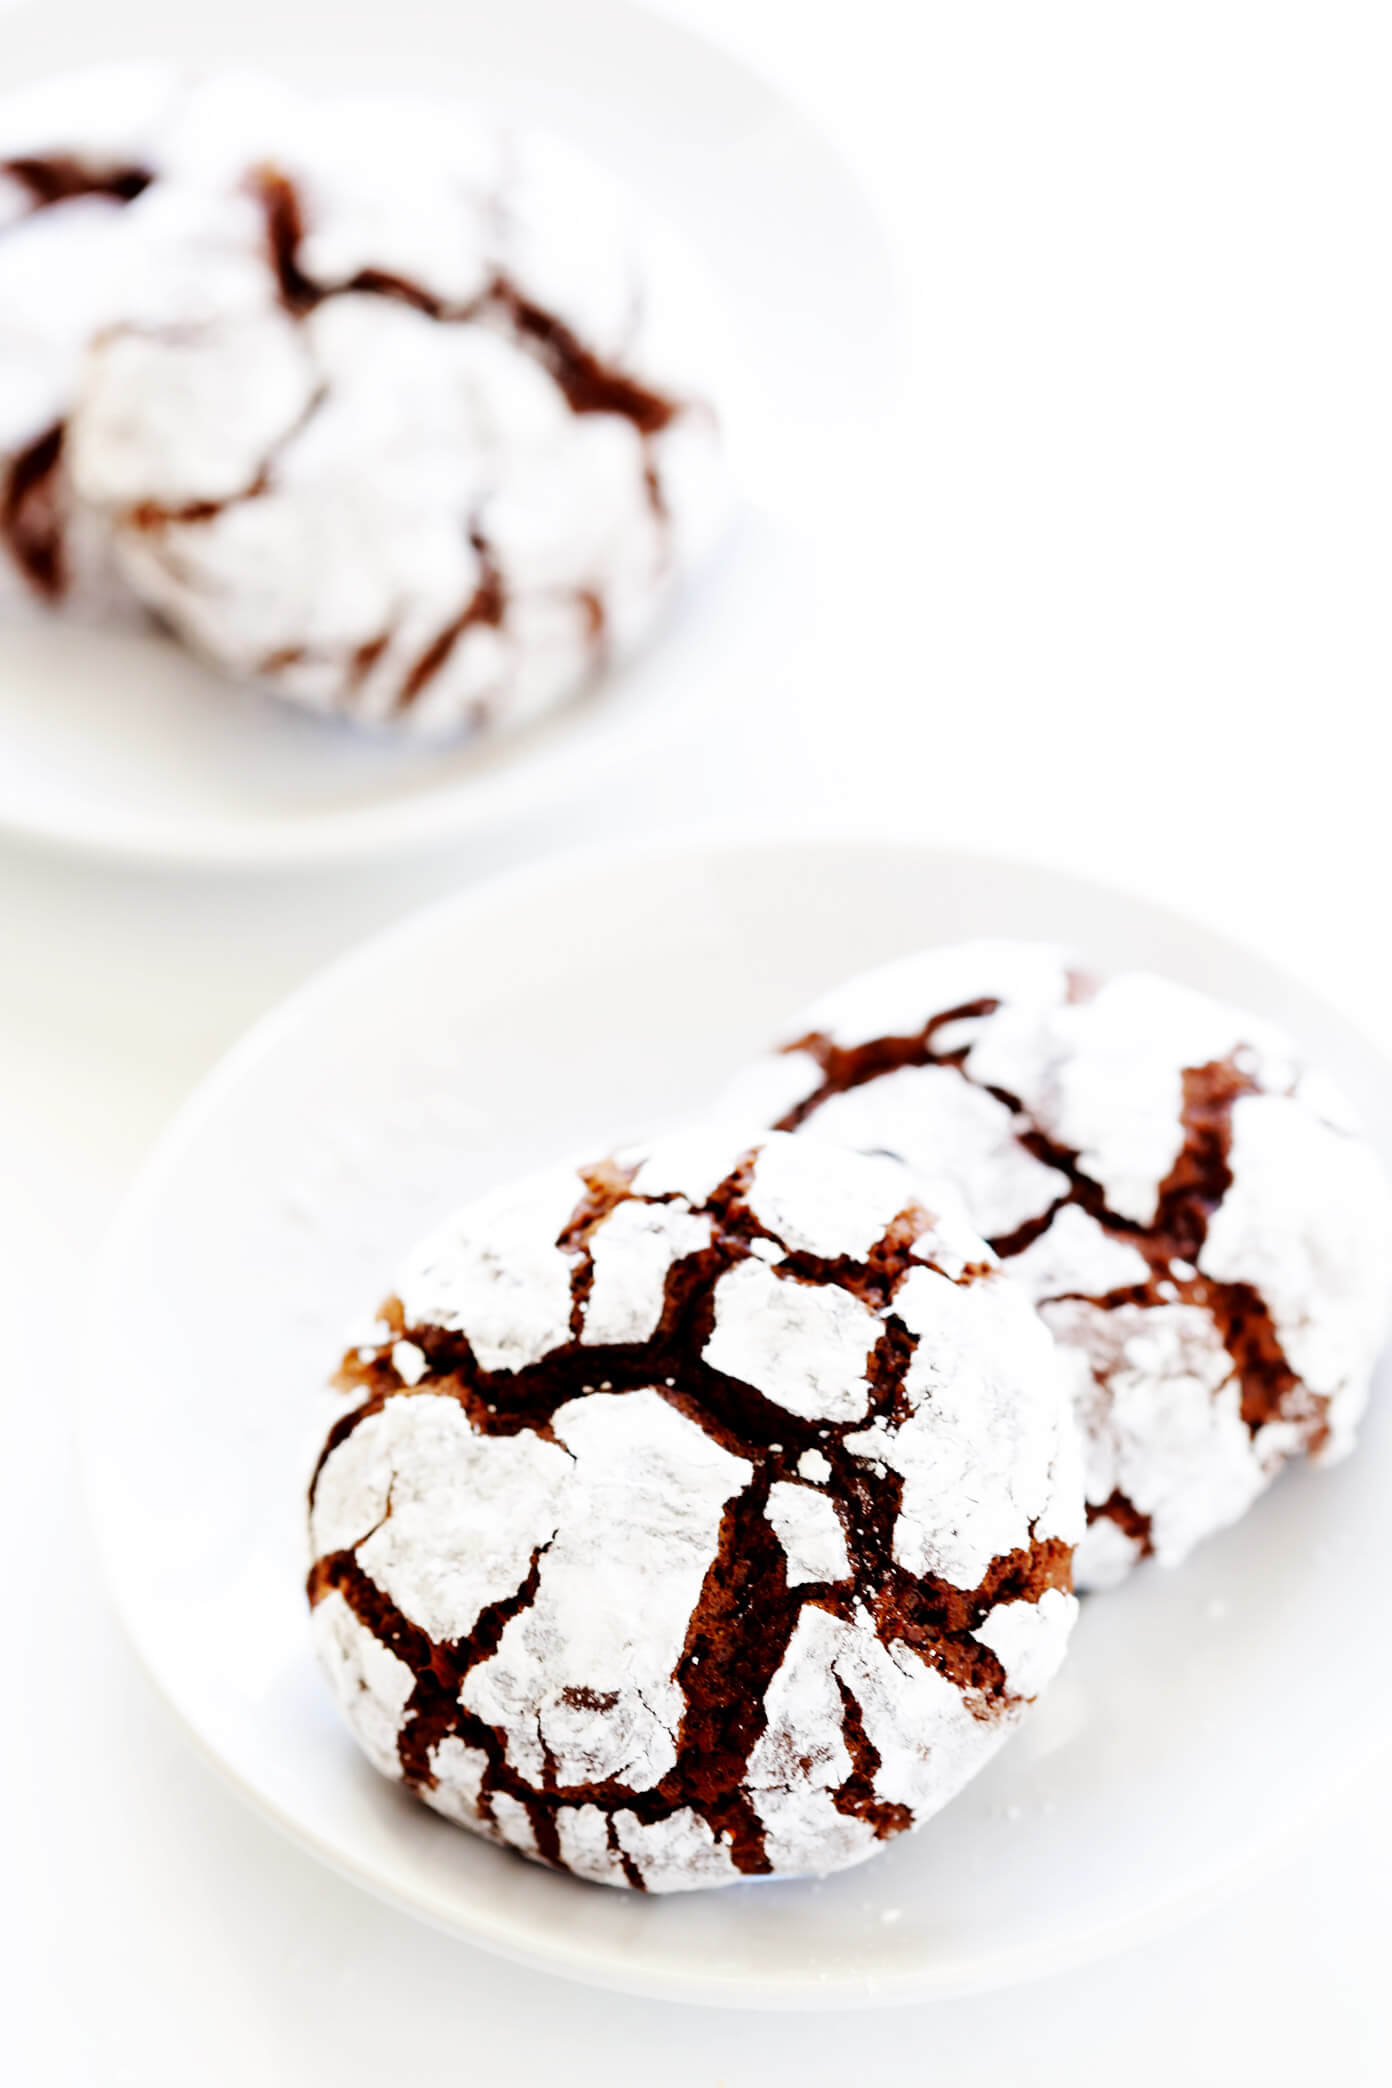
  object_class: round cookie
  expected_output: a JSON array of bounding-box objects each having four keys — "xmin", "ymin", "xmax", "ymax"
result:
[
  {"xmin": 720, "ymin": 942, "xmax": 1392, "ymax": 1589},
  {"xmin": 307, "ymin": 1128, "xmax": 1082, "ymax": 1891},
  {"xmin": 63, "ymin": 78, "xmax": 727, "ymax": 738}
]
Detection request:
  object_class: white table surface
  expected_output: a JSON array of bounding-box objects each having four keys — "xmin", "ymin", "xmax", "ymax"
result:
[{"xmin": 5, "ymin": 2, "xmax": 1391, "ymax": 2079}]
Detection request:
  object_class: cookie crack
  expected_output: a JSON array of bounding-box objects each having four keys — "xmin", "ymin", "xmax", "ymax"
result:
[
  {"xmin": 782, "ymin": 1027, "xmax": 1312, "ymax": 1444},
  {"xmin": 2, "ymin": 155, "xmax": 153, "ymax": 215},
  {"xmin": 1086, "ymin": 1489, "xmax": 1154, "ymax": 1557},
  {"xmin": 2, "ymin": 420, "xmax": 66, "ymax": 597},
  {"xmin": 248, "ymin": 164, "xmax": 681, "ymax": 437},
  {"xmin": 395, "ymin": 525, "xmax": 507, "ymax": 712},
  {"xmin": 123, "ymin": 379, "xmax": 329, "ymax": 534},
  {"xmin": 830, "ymin": 1673, "xmax": 913, "ymax": 1840}
]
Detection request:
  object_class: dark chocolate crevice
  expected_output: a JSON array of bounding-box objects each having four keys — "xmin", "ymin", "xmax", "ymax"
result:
[
  {"xmin": 2, "ymin": 155, "xmax": 153, "ymax": 214},
  {"xmin": 257, "ymin": 629, "xmax": 397, "ymax": 691},
  {"xmin": 1150, "ymin": 1060, "xmax": 1260, "ymax": 1262},
  {"xmin": 665, "ymin": 1475, "xmax": 794, "ymax": 1874},
  {"xmin": 394, "ymin": 1542, "xmax": 552, "ymax": 1788},
  {"xmin": 831, "ymin": 1677, "xmax": 913, "ymax": 1840},
  {"xmin": 605, "ymin": 1813, "xmax": 644, "ymax": 1890},
  {"xmin": 395, "ymin": 529, "xmax": 506, "ymax": 711},
  {"xmin": 775, "ymin": 998, "xmax": 1004, "ymax": 1130},
  {"xmin": 1, "ymin": 420, "xmax": 66, "ymax": 598},
  {"xmin": 310, "ymin": 1473, "xmax": 1058, "ymax": 1876},
  {"xmin": 1216, "ymin": 1282, "xmax": 1313, "ymax": 1435},
  {"xmin": 248, "ymin": 165, "xmax": 682, "ymax": 440},
  {"xmin": 1086, "ymin": 1490, "xmax": 1154, "ymax": 1558},
  {"xmin": 483, "ymin": 278, "xmax": 677, "ymax": 433},
  {"xmin": 869, "ymin": 1533, "xmax": 1071, "ymax": 1703},
  {"xmin": 327, "ymin": 1160, "xmax": 997, "ymax": 1474},
  {"xmin": 252, "ymin": 165, "xmax": 320, "ymax": 316},
  {"xmin": 559, "ymin": 1157, "xmax": 641, "ymax": 1342}
]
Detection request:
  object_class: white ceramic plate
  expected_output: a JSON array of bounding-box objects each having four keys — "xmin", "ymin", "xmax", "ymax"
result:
[
  {"xmin": 0, "ymin": 0, "xmax": 902, "ymax": 867},
  {"xmin": 83, "ymin": 834, "xmax": 1392, "ymax": 2008}
]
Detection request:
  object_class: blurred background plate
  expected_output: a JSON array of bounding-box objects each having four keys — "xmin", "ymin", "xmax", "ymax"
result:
[
  {"xmin": 82, "ymin": 831, "xmax": 1392, "ymax": 2007},
  {"xmin": 0, "ymin": 0, "xmax": 904, "ymax": 866}
]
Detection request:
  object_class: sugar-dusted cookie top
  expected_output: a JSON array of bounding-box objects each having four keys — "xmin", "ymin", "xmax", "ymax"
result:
[
  {"xmin": 308, "ymin": 1128, "xmax": 1081, "ymax": 1890},
  {"xmin": 721, "ymin": 942, "xmax": 1392, "ymax": 1588},
  {"xmin": 58, "ymin": 75, "xmax": 726, "ymax": 736}
]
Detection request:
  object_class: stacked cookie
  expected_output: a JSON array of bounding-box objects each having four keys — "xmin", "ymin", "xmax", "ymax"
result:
[
  {"xmin": 1, "ymin": 67, "xmax": 725, "ymax": 738},
  {"xmin": 306, "ymin": 942, "xmax": 1392, "ymax": 1892}
]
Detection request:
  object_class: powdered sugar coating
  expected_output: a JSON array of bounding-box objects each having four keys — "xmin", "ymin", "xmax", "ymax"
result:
[
  {"xmin": 308, "ymin": 1126, "xmax": 1082, "ymax": 1890},
  {"xmin": 1004, "ymin": 1203, "xmax": 1150, "ymax": 1306},
  {"xmin": 740, "ymin": 1135, "xmax": 921, "ymax": 1260},
  {"xmin": 703, "ymin": 1258, "xmax": 882, "ymax": 1423},
  {"xmin": 1200, "ymin": 1092, "xmax": 1392, "ymax": 1446},
  {"xmin": 723, "ymin": 940, "xmax": 1392, "ymax": 1589},
  {"xmin": 844, "ymin": 1267, "xmax": 1085, "ymax": 1589},
  {"xmin": 967, "ymin": 972, "xmax": 1287, "ymax": 1228},
  {"xmin": 765, "ymin": 1480, "xmax": 853, "ymax": 1586},
  {"xmin": 582, "ymin": 1200, "xmax": 713, "ymax": 1348},
  {"xmin": 310, "ymin": 1391, "xmax": 573, "ymax": 1643},
  {"xmin": 1, "ymin": 66, "xmax": 726, "ymax": 738},
  {"xmin": 972, "ymin": 1587, "xmax": 1076, "ymax": 1697},
  {"xmin": 310, "ymin": 1589, "xmax": 414, "ymax": 1781},
  {"xmin": 396, "ymin": 1169, "xmax": 581, "ymax": 1372},
  {"xmin": 53, "ymin": 73, "xmax": 726, "ymax": 740},
  {"xmin": 795, "ymin": 941, "xmax": 1075, "ymax": 1054},
  {"xmin": 462, "ymin": 1392, "xmax": 749, "ymax": 1791},
  {"xmin": 744, "ymin": 1606, "xmax": 1002, "ymax": 1876},
  {"xmin": 0, "ymin": 65, "xmax": 181, "ymax": 616},
  {"xmin": 0, "ymin": 66, "xmax": 326, "ymax": 616},
  {"xmin": 793, "ymin": 1066, "xmax": 1067, "ymax": 1243},
  {"xmin": 1042, "ymin": 1298, "xmax": 1273, "ymax": 1585}
]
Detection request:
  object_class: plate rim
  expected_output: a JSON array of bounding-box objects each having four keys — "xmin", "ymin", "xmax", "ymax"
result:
[{"xmin": 79, "ymin": 822, "xmax": 1392, "ymax": 2007}]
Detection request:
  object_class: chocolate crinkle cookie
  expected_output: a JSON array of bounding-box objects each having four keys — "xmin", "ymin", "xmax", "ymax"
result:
[
  {"xmin": 307, "ymin": 1129, "xmax": 1082, "ymax": 1890},
  {"xmin": 1, "ymin": 66, "xmax": 727, "ymax": 737},
  {"xmin": 721, "ymin": 942, "xmax": 1392, "ymax": 1590}
]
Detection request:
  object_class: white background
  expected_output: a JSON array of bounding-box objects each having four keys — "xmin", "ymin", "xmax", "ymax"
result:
[{"xmin": 4, "ymin": 0, "xmax": 1391, "ymax": 2080}]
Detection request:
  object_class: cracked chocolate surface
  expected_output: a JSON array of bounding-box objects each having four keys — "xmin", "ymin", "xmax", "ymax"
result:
[
  {"xmin": 249, "ymin": 165, "xmax": 679, "ymax": 438},
  {"xmin": 56, "ymin": 89, "xmax": 724, "ymax": 738},
  {"xmin": 307, "ymin": 1130, "xmax": 1082, "ymax": 1892},
  {"xmin": 1, "ymin": 67, "xmax": 725, "ymax": 724},
  {"xmin": 723, "ymin": 942, "xmax": 1392, "ymax": 1590}
]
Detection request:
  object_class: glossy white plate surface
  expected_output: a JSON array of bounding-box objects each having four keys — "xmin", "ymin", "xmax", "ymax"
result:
[
  {"xmin": 83, "ymin": 834, "xmax": 1392, "ymax": 2006},
  {"xmin": 0, "ymin": 0, "xmax": 901, "ymax": 865}
]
